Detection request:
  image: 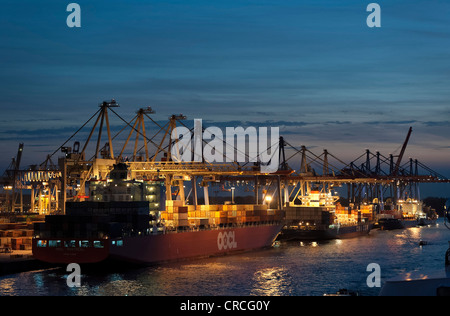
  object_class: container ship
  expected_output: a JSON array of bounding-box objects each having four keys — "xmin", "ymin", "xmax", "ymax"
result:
[
  {"xmin": 277, "ymin": 190, "xmax": 373, "ymax": 241},
  {"xmin": 32, "ymin": 163, "xmax": 284, "ymax": 264},
  {"xmin": 375, "ymin": 199, "xmax": 437, "ymax": 230}
]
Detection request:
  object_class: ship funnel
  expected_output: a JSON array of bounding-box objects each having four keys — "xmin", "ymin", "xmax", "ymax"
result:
[{"xmin": 110, "ymin": 163, "xmax": 129, "ymax": 181}]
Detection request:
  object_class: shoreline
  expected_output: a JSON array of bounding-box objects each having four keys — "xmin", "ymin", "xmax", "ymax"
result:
[{"xmin": 0, "ymin": 251, "xmax": 60, "ymax": 276}]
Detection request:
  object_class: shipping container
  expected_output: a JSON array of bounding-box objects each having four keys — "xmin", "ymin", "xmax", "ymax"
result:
[{"xmin": 166, "ymin": 200, "xmax": 184, "ymax": 207}]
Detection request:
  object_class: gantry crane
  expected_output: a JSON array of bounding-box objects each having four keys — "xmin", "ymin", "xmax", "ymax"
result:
[
  {"xmin": 0, "ymin": 143, "xmax": 24, "ymax": 212},
  {"xmin": 6, "ymin": 102, "xmax": 449, "ymax": 216}
]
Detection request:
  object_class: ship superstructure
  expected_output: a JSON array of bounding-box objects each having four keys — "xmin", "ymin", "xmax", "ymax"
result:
[{"xmin": 278, "ymin": 188, "xmax": 373, "ymax": 241}]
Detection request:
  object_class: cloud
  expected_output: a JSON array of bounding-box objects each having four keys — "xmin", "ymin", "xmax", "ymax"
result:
[
  {"xmin": 0, "ymin": 118, "xmax": 63, "ymax": 123},
  {"xmin": 1, "ymin": 0, "xmax": 450, "ymax": 183},
  {"xmin": 423, "ymin": 121, "xmax": 450, "ymax": 127},
  {"xmin": 364, "ymin": 120, "xmax": 418, "ymax": 125}
]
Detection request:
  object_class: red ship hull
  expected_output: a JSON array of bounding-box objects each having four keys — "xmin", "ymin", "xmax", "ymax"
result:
[
  {"xmin": 32, "ymin": 224, "xmax": 283, "ymax": 265},
  {"xmin": 32, "ymin": 239, "xmax": 110, "ymax": 264},
  {"xmin": 111, "ymin": 224, "xmax": 283, "ymax": 264}
]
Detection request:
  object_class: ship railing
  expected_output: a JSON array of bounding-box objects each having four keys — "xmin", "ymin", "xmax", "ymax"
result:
[
  {"xmin": 145, "ymin": 220, "xmax": 282, "ymax": 235},
  {"xmin": 331, "ymin": 221, "xmax": 370, "ymax": 228},
  {"xmin": 118, "ymin": 220, "xmax": 283, "ymax": 237},
  {"xmin": 288, "ymin": 224, "xmax": 329, "ymax": 231}
]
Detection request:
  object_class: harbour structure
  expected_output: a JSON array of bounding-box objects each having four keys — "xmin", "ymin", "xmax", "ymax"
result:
[
  {"xmin": 2, "ymin": 102, "xmax": 448, "ymax": 217},
  {"xmin": 0, "ymin": 100, "xmax": 448, "ymax": 255},
  {"xmin": 32, "ymin": 162, "xmax": 284, "ymax": 264}
]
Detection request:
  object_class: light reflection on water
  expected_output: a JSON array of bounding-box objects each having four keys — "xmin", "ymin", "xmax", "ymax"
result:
[
  {"xmin": 0, "ymin": 219, "xmax": 448, "ymax": 296},
  {"xmin": 251, "ymin": 267, "xmax": 292, "ymax": 296}
]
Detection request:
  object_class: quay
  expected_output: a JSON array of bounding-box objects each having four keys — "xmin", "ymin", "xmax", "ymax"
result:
[
  {"xmin": 0, "ymin": 250, "xmax": 58, "ymax": 276},
  {"xmin": 0, "ymin": 217, "xmax": 59, "ymax": 276}
]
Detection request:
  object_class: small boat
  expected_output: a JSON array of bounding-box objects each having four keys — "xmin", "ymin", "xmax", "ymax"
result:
[
  {"xmin": 324, "ymin": 289, "xmax": 359, "ymax": 296},
  {"xmin": 278, "ymin": 192, "xmax": 374, "ymax": 241}
]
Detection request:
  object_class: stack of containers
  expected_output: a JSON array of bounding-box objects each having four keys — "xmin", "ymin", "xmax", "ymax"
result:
[
  {"xmin": 161, "ymin": 200, "xmax": 189, "ymax": 227},
  {"xmin": 334, "ymin": 203, "xmax": 361, "ymax": 225},
  {"xmin": 284, "ymin": 206, "xmax": 325, "ymax": 224},
  {"xmin": 161, "ymin": 203, "xmax": 284, "ymax": 228},
  {"xmin": 360, "ymin": 204, "xmax": 374, "ymax": 222}
]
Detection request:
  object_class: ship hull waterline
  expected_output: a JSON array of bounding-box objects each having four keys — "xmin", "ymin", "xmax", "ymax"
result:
[
  {"xmin": 33, "ymin": 224, "xmax": 284, "ymax": 265},
  {"xmin": 278, "ymin": 223, "xmax": 372, "ymax": 242},
  {"xmin": 111, "ymin": 224, "xmax": 283, "ymax": 264}
]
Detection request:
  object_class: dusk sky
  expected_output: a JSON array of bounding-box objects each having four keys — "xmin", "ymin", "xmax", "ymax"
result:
[{"xmin": 1, "ymin": 0, "xmax": 449, "ymax": 196}]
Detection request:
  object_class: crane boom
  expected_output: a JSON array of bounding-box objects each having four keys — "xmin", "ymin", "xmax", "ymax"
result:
[
  {"xmin": 15, "ymin": 143, "xmax": 24, "ymax": 170},
  {"xmin": 393, "ymin": 127, "xmax": 412, "ymax": 176}
]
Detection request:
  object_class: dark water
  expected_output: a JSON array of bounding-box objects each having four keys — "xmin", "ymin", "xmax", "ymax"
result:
[{"xmin": 1, "ymin": 219, "xmax": 449, "ymax": 296}]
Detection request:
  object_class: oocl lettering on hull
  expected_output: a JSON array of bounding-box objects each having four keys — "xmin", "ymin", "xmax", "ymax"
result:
[{"xmin": 217, "ymin": 231, "xmax": 237, "ymax": 251}]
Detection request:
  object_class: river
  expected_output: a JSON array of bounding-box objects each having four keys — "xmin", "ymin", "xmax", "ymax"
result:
[{"xmin": 0, "ymin": 219, "xmax": 449, "ymax": 296}]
